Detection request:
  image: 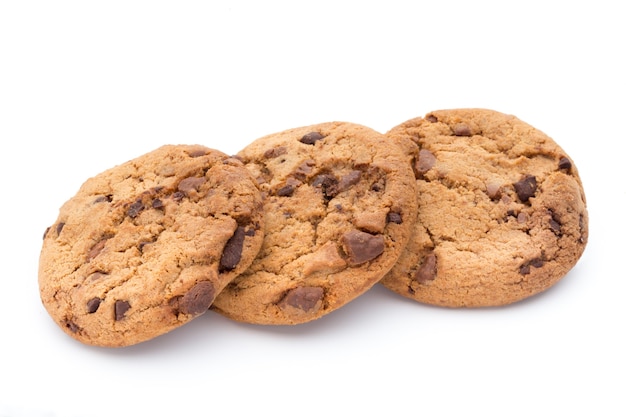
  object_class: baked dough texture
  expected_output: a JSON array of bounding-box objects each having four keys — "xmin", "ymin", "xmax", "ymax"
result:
[
  {"xmin": 211, "ymin": 122, "xmax": 419, "ymax": 324},
  {"xmin": 381, "ymin": 109, "xmax": 588, "ymax": 307},
  {"xmin": 39, "ymin": 145, "xmax": 264, "ymax": 346}
]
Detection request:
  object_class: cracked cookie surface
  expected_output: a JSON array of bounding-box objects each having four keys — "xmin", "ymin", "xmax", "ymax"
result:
[
  {"xmin": 211, "ymin": 122, "xmax": 418, "ymax": 324},
  {"xmin": 381, "ymin": 109, "xmax": 588, "ymax": 307},
  {"xmin": 39, "ymin": 145, "xmax": 264, "ymax": 346}
]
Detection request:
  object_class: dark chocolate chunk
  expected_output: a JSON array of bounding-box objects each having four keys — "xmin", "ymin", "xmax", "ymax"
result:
[
  {"xmin": 152, "ymin": 198, "xmax": 164, "ymax": 209},
  {"xmin": 178, "ymin": 177, "xmax": 206, "ymax": 194},
  {"xmin": 337, "ymin": 170, "xmax": 362, "ymax": 191},
  {"xmin": 277, "ymin": 184, "xmax": 295, "ymax": 197},
  {"xmin": 413, "ymin": 252, "xmax": 437, "ymax": 284},
  {"xmin": 519, "ymin": 258, "xmax": 544, "ymax": 275},
  {"xmin": 530, "ymin": 258, "xmax": 544, "ymax": 268},
  {"xmin": 171, "ymin": 191, "xmax": 185, "ymax": 202},
  {"xmin": 64, "ymin": 319, "xmax": 80, "ymax": 333},
  {"xmin": 86, "ymin": 297, "xmax": 101, "ymax": 314},
  {"xmin": 279, "ymin": 287, "xmax": 324, "ymax": 312},
  {"xmin": 87, "ymin": 237, "xmax": 110, "ymax": 262},
  {"xmin": 188, "ymin": 148, "xmax": 208, "ymax": 157},
  {"xmin": 341, "ymin": 230, "xmax": 385, "ymax": 265},
  {"xmin": 293, "ymin": 160, "xmax": 315, "ymax": 180},
  {"xmin": 417, "ymin": 149, "xmax": 436, "ymax": 174},
  {"xmin": 514, "ymin": 175, "xmax": 537, "ymax": 202},
  {"xmin": 370, "ymin": 171, "xmax": 386, "ymax": 192},
  {"xmin": 114, "ymin": 300, "xmax": 131, "ymax": 321},
  {"xmin": 263, "ymin": 146, "xmax": 288, "ymax": 159},
  {"xmin": 548, "ymin": 211, "xmax": 562, "ymax": 235},
  {"xmin": 312, "ymin": 173, "xmax": 339, "ymax": 200},
  {"xmin": 178, "ymin": 281, "xmax": 216, "ymax": 315},
  {"xmin": 56, "ymin": 222, "xmax": 65, "ymax": 236},
  {"xmin": 453, "ymin": 123, "xmax": 472, "ymax": 136},
  {"xmin": 94, "ymin": 195, "xmax": 113, "ymax": 204},
  {"xmin": 43, "ymin": 226, "xmax": 50, "ymax": 239},
  {"xmin": 219, "ymin": 226, "xmax": 246, "ymax": 272},
  {"xmin": 299, "ymin": 131, "xmax": 325, "ymax": 145},
  {"xmin": 88, "ymin": 271, "xmax": 108, "ymax": 282},
  {"xmin": 558, "ymin": 157, "xmax": 572, "ymax": 171},
  {"xmin": 387, "ymin": 212, "xmax": 403, "ymax": 224},
  {"xmin": 127, "ymin": 200, "xmax": 145, "ymax": 218},
  {"xmin": 426, "ymin": 114, "xmax": 438, "ymax": 123}
]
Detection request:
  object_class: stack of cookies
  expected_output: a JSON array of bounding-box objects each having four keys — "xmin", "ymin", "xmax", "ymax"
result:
[{"xmin": 38, "ymin": 109, "xmax": 589, "ymax": 347}]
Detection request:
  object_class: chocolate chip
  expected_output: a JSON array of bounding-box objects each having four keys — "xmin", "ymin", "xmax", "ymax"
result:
[
  {"xmin": 43, "ymin": 226, "xmax": 50, "ymax": 239},
  {"xmin": 519, "ymin": 258, "xmax": 544, "ymax": 275},
  {"xmin": 293, "ymin": 160, "xmax": 315, "ymax": 180},
  {"xmin": 178, "ymin": 281, "xmax": 215, "ymax": 315},
  {"xmin": 370, "ymin": 173, "xmax": 386, "ymax": 192},
  {"xmin": 341, "ymin": 230, "xmax": 385, "ymax": 265},
  {"xmin": 93, "ymin": 195, "xmax": 113, "ymax": 203},
  {"xmin": 88, "ymin": 271, "xmax": 108, "ymax": 281},
  {"xmin": 277, "ymin": 184, "xmax": 295, "ymax": 197},
  {"xmin": 417, "ymin": 149, "xmax": 436, "ymax": 174},
  {"xmin": 86, "ymin": 297, "xmax": 101, "ymax": 314},
  {"xmin": 279, "ymin": 287, "xmax": 324, "ymax": 312},
  {"xmin": 219, "ymin": 226, "xmax": 246, "ymax": 272},
  {"xmin": 548, "ymin": 210, "xmax": 562, "ymax": 235},
  {"xmin": 56, "ymin": 222, "xmax": 65, "ymax": 236},
  {"xmin": 152, "ymin": 198, "xmax": 164, "ymax": 209},
  {"xmin": 64, "ymin": 319, "xmax": 80, "ymax": 333},
  {"xmin": 530, "ymin": 258, "xmax": 544, "ymax": 268},
  {"xmin": 338, "ymin": 170, "xmax": 362, "ymax": 191},
  {"xmin": 178, "ymin": 177, "xmax": 206, "ymax": 194},
  {"xmin": 299, "ymin": 132, "xmax": 325, "ymax": 145},
  {"xmin": 312, "ymin": 173, "xmax": 339, "ymax": 200},
  {"xmin": 278, "ymin": 178, "xmax": 302, "ymax": 197},
  {"xmin": 127, "ymin": 200, "xmax": 145, "ymax": 218},
  {"xmin": 558, "ymin": 157, "xmax": 572, "ymax": 171},
  {"xmin": 453, "ymin": 123, "xmax": 472, "ymax": 136},
  {"xmin": 413, "ymin": 252, "xmax": 437, "ymax": 284},
  {"xmin": 188, "ymin": 148, "xmax": 208, "ymax": 157},
  {"xmin": 114, "ymin": 300, "xmax": 131, "ymax": 321},
  {"xmin": 387, "ymin": 212, "xmax": 403, "ymax": 224},
  {"xmin": 514, "ymin": 175, "xmax": 537, "ymax": 203},
  {"xmin": 245, "ymin": 228, "xmax": 256, "ymax": 237},
  {"xmin": 171, "ymin": 191, "xmax": 185, "ymax": 202},
  {"xmin": 263, "ymin": 146, "xmax": 288, "ymax": 159},
  {"xmin": 87, "ymin": 236, "xmax": 111, "ymax": 262},
  {"xmin": 426, "ymin": 114, "xmax": 438, "ymax": 123}
]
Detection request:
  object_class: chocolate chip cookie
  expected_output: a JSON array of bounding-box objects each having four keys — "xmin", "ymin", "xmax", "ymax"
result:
[
  {"xmin": 211, "ymin": 122, "xmax": 419, "ymax": 324},
  {"xmin": 381, "ymin": 109, "xmax": 588, "ymax": 307},
  {"xmin": 39, "ymin": 145, "xmax": 264, "ymax": 346}
]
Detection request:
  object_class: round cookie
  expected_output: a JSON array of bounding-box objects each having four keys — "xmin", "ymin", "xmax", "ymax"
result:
[
  {"xmin": 211, "ymin": 122, "xmax": 419, "ymax": 325},
  {"xmin": 39, "ymin": 145, "xmax": 264, "ymax": 347},
  {"xmin": 381, "ymin": 108, "xmax": 589, "ymax": 307}
]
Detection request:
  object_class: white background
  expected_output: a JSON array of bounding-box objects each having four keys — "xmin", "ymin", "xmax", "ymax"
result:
[{"xmin": 1, "ymin": 1, "xmax": 624, "ymax": 416}]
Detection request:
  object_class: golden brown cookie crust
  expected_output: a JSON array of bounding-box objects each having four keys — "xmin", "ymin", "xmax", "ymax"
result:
[
  {"xmin": 211, "ymin": 122, "xmax": 419, "ymax": 324},
  {"xmin": 381, "ymin": 109, "xmax": 588, "ymax": 307},
  {"xmin": 39, "ymin": 145, "xmax": 264, "ymax": 347}
]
